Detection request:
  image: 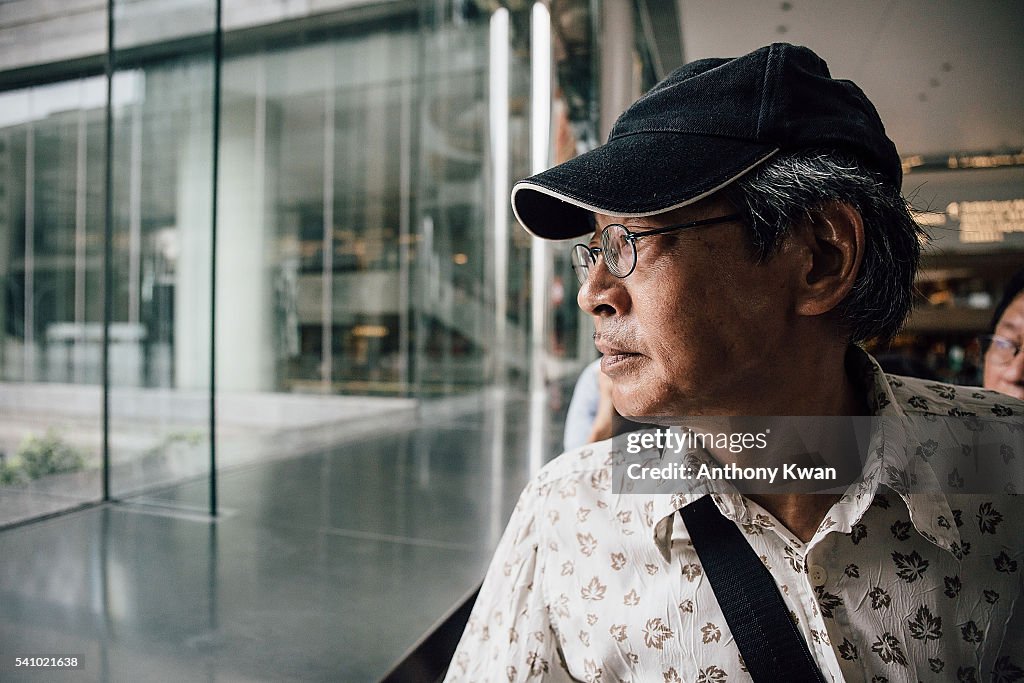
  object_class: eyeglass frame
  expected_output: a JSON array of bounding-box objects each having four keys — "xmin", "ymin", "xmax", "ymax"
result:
[
  {"xmin": 571, "ymin": 213, "xmax": 744, "ymax": 283},
  {"xmin": 978, "ymin": 334, "xmax": 1022, "ymax": 365}
]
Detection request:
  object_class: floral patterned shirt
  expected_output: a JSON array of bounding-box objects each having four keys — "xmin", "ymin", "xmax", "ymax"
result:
[{"xmin": 446, "ymin": 352, "xmax": 1024, "ymax": 683}]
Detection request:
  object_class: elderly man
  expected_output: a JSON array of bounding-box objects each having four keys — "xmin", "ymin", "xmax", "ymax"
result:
[{"xmin": 446, "ymin": 44, "xmax": 1023, "ymax": 682}]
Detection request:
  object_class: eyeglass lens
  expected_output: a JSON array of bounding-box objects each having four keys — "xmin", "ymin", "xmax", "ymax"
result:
[
  {"xmin": 600, "ymin": 224, "xmax": 633, "ymax": 278},
  {"xmin": 982, "ymin": 336, "xmax": 1020, "ymax": 365},
  {"xmin": 571, "ymin": 244, "xmax": 594, "ymax": 285}
]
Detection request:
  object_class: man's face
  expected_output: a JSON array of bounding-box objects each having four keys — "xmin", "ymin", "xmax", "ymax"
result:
[
  {"xmin": 577, "ymin": 198, "xmax": 799, "ymax": 417},
  {"xmin": 984, "ymin": 292, "xmax": 1024, "ymax": 400}
]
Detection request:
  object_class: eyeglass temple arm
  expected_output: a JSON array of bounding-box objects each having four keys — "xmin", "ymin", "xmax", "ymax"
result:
[{"xmin": 626, "ymin": 212, "xmax": 743, "ymax": 240}]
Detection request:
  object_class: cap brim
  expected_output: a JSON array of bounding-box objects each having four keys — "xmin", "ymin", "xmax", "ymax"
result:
[{"xmin": 512, "ymin": 133, "xmax": 778, "ymax": 240}]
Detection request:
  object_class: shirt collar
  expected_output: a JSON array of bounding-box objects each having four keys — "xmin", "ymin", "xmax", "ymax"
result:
[{"xmin": 641, "ymin": 347, "xmax": 962, "ymax": 558}]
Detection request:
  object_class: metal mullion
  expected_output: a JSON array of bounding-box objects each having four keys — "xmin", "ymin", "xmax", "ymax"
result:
[
  {"xmin": 23, "ymin": 122, "xmax": 34, "ymax": 383},
  {"xmin": 209, "ymin": 0, "xmax": 223, "ymax": 516},
  {"xmin": 322, "ymin": 56, "xmax": 335, "ymax": 393},
  {"xmin": 74, "ymin": 106, "xmax": 87, "ymax": 383},
  {"xmin": 102, "ymin": 0, "xmax": 113, "ymax": 501}
]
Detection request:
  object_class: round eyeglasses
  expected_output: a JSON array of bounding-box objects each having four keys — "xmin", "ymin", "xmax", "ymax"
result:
[
  {"xmin": 570, "ymin": 213, "xmax": 742, "ymax": 284},
  {"xmin": 979, "ymin": 334, "xmax": 1022, "ymax": 366}
]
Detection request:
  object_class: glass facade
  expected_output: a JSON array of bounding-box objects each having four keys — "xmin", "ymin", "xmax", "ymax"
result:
[
  {"xmin": 0, "ymin": 79, "xmax": 109, "ymax": 520},
  {"xmin": 0, "ymin": 1, "xmax": 586, "ymax": 526}
]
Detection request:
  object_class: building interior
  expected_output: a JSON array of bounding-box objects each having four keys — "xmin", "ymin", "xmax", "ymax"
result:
[{"xmin": 0, "ymin": 0, "xmax": 1021, "ymax": 680}]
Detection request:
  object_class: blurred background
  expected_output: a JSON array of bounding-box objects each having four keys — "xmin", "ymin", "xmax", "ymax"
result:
[{"xmin": 0, "ymin": 0, "xmax": 1021, "ymax": 680}]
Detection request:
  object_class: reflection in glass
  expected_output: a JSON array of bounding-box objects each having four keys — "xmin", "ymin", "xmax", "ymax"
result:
[{"xmin": 0, "ymin": 80, "xmax": 107, "ymax": 524}]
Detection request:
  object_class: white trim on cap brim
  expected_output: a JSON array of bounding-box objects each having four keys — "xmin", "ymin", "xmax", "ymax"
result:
[{"xmin": 510, "ymin": 148, "xmax": 780, "ymax": 239}]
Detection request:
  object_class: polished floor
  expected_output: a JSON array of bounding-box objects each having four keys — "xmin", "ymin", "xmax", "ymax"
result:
[{"xmin": 0, "ymin": 389, "xmax": 569, "ymax": 682}]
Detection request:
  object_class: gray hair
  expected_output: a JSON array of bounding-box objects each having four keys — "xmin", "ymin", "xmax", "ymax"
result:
[{"xmin": 722, "ymin": 149, "xmax": 925, "ymax": 344}]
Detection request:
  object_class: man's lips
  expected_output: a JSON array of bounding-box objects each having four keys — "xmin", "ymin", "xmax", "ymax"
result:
[
  {"xmin": 595, "ymin": 341, "xmax": 638, "ymax": 357},
  {"xmin": 595, "ymin": 340, "xmax": 642, "ymax": 371}
]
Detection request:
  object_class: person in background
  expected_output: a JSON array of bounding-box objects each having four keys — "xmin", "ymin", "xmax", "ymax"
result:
[
  {"xmin": 562, "ymin": 358, "xmax": 616, "ymax": 450},
  {"xmin": 982, "ymin": 268, "xmax": 1024, "ymax": 400}
]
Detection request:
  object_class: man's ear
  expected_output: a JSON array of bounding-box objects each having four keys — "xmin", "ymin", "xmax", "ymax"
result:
[{"xmin": 790, "ymin": 201, "xmax": 865, "ymax": 318}]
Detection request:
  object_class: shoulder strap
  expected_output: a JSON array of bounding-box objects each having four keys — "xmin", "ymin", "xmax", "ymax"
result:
[{"xmin": 679, "ymin": 495, "xmax": 828, "ymax": 683}]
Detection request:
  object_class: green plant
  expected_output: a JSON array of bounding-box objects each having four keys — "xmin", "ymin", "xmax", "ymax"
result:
[
  {"xmin": 0, "ymin": 453, "xmax": 26, "ymax": 485},
  {"xmin": 16, "ymin": 430, "xmax": 86, "ymax": 479}
]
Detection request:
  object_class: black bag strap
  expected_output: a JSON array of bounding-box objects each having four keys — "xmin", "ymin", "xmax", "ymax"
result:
[{"xmin": 679, "ymin": 495, "xmax": 828, "ymax": 683}]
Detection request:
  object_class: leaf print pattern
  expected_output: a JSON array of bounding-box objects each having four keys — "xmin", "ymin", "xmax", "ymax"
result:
[
  {"xmin": 915, "ymin": 439, "xmax": 939, "ymax": 460},
  {"xmin": 908, "ymin": 395, "xmax": 929, "ymax": 410},
  {"xmin": 950, "ymin": 540, "xmax": 971, "ymax": 560},
  {"xmin": 663, "ymin": 668, "xmax": 683, "ymax": 683},
  {"xmin": 926, "ymin": 383, "xmax": 956, "ymax": 400},
  {"xmin": 885, "ymin": 464, "xmax": 914, "ymax": 494},
  {"xmin": 869, "ymin": 586, "xmax": 891, "ymax": 610},
  {"xmin": 581, "ymin": 577, "xmax": 606, "ymax": 601},
  {"xmin": 871, "ymin": 632, "xmax": 908, "ymax": 666},
  {"xmin": 948, "ymin": 468, "xmax": 964, "ymax": 489},
  {"xmin": 643, "ymin": 618, "xmax": 673, "ymax": 650},
  {"xmin": 977, "ymin": 502, "xmax": 1003, "ymax": 534},
  {"xmin": 552, "ymin": 593, "xmax": 570, "ymax": 619},
  {"xmin": 906, "ymin": 605, "xmax": 942, "ymax": 641},
  {"xmin": 992, "ymin": 403, "xmax": 1015, "ymax": 417},
  {"xmin": 701, "ymin": 622, "xmax": 722, "ymax": 644},
  {"xmin": 892, "ymin": 551, "xmax": 929, "ymax": 582},
  {"xmin": 446, "ymin": 363, "xmax": 1024, "ymax": 683},
  {"xmin": 814, "ymin": 587, "xmax": 842, "ymax": 618},
  {"xmin": 697, "ymin": 666, "xmax": 728, "ymax": 683},
  {"xmin": 784, "ymin": 545, "xmax": 804, "ymax": 573},
  {"xmin": 577, "ymin": 532, "xmax": 597, "ymax": 556},
  {"xmin": 960, "ymin": 621, "xmax": 983, "ymax": 643},
  {"xmin": 957, "ymin": 666, "xmax": 978, "ymax": 683},
  {"xmin": 890, "ymin": 519, "xmax": 912, "ymax": 541},
  {"xmin": 610, "ymin": 552, "xmax": 627, "ymax": 570},
  {"xmin": 526, "ymin": 651, "xmax": 549, "ymax": 676},
  {"xmin": 995, "ymin": 551, "xmax": 1019, "ymax": 573},
  {"xmin": 838, "ymin": 638, "xmax": 858, "ymax": 660},
  {"xmin": 992, "ymin": 656, "xmax": 1024, "ymax": 683}
]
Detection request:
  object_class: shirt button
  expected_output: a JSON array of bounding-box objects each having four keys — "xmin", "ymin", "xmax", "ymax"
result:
[{"xmin": 809, "ymin": 564, "xmax": 827, "ymax": 587}]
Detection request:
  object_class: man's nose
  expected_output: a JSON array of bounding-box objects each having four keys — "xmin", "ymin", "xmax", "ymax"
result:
[{"xmin": 577, "ymin": 257, "xmax": 630, "ymax": 317}]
